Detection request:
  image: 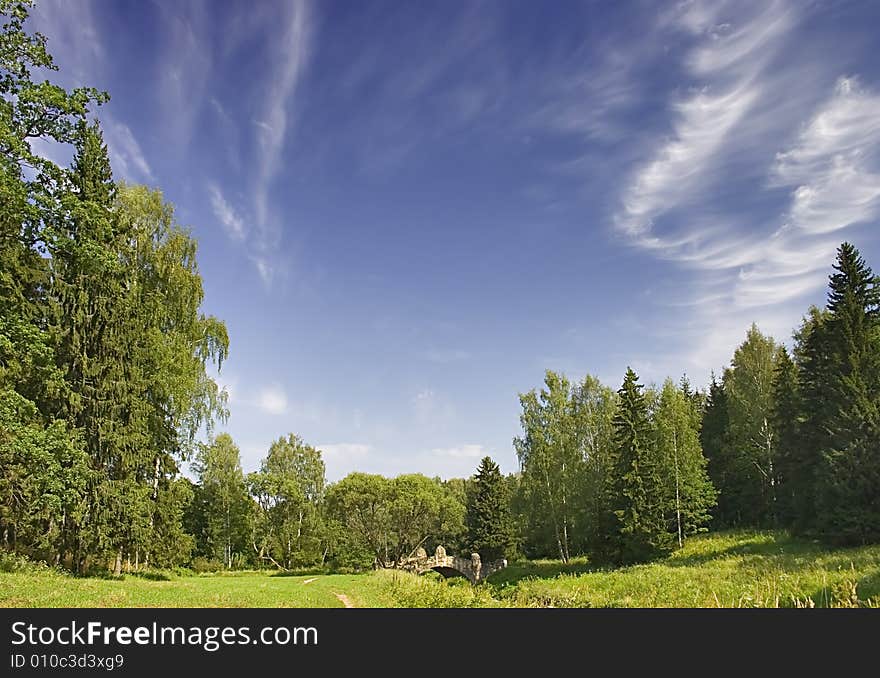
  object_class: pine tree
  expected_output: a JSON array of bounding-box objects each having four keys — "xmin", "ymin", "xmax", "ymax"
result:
[
  {"xmin": 771, "ymin": 346, "xmax": 802, "ymax": 527},
  {"xmin": 607, "ymin": 367, "xmax": 672, "ymax": 564},
  {"xmin": 792, "ymin": 306, "xmax": 831, "ymax": 533},
  {"xmin": 465, "ymin": 456, "xmax": 514, "ymax": 561},
  {"xmin": 700, "ymin": 374, "xmax": 736, "ymax": 526},
  {"xmin": 813, "ymin": 243, "xmax": 880, "ymax": 543}
]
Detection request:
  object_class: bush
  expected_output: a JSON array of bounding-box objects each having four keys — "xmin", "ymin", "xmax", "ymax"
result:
[
  {"xmin": 190, "ymin": 557, "xmax": 223, "ymax": 573},
  {"xmin": 0, "ymin": 551, "xmax": 56, "ymax": 574}
]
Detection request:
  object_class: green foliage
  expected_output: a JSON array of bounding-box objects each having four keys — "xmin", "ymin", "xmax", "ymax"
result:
[
  {"xmin": 324, "ymin": 471, "xmax": 465, "ymax": 568},
  {"xmin": 771, "ymin": 346, "xmax": 803, "ymax": 527},
  {"xmin": 514, "ymin": 371, "xmax": 584, "ymax": 562},
  {"xmin": 811, "ymin": 243, "xmax": 880, "ymax": 544},
  {"xmin": 191, "ymin": 434, "xmax": 252, "ymax": 568},
  {"xmin": 721, "ymin": 325, "xmax": 781, "ymax": 526},
  {"xmin": 249, "ymin": 434, "xmax": 326, "ymax": 569},
  {"xmin": 607, "ymin": 368, "xmax": 672, "ymax": 563},
  {"xmin": 654, "ymin": 378, "xmax": 716, "ymax": 546},
  {"xmin": 465, "ymin": 456, "xmax": 515, "ymax": 560},
  {"xmin": 0, "ymin": 1, "xmax": 227, "ymax": 572}
]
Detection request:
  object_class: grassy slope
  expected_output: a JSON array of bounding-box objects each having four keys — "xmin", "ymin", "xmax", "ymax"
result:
[
  {"xmin": 490, "ymin": 531, "xmax": 880, "ymax": 607},
  {"xmin": 2, "ymin": 531, "xmax": 878, "ymax": 608}
]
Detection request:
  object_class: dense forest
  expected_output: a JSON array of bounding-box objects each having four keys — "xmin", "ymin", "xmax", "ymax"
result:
[{"xmin": 2, "ymin": 0, "xmax": 879, "ymax": 576}]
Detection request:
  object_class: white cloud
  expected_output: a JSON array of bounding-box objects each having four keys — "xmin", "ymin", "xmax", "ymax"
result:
[
  {"xmin": 257, "ymin": 385, "xmax": 288, "ymax": 415},
  {"xmin": 773, "ymin": 77, "xmax": 880, "ymax": 237},
  {"xmin": 253, "ymin": 1, "xmax": 312, "ymax": 231},
  {"xmin": 104, "ymin": 117, "xmax": 154, "ymax": 182},
  {"xmin": 616, "ymin": 1, "xmax": 794, "ymax": 238},
  {"xmin": 207, "ymin": 183, "xmax": 246, "ymax": 241},
  {"xmin": 155, "ymin": 3, "xmax": 212, "ymax": 151},
  {"xmin": 431, "ymin": 444, "xmax": 486, "ymax": 459},
  {"xmin": 29, "ymin": 0, "xmax": 104, "ymax": 87},
  {"xmin": 251, "ymin": 256, "xmax": 275, "ymax": 288}
]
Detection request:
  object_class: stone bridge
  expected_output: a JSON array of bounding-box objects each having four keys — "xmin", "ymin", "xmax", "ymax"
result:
[{"xmin": 398, "ymin": 546, "xmax": 506, "ymax": 585}]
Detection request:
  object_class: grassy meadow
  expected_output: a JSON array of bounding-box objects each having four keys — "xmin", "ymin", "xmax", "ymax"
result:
[{"xmin": 2, "ymin": 531, "xmax": 879, "ymax": 608}]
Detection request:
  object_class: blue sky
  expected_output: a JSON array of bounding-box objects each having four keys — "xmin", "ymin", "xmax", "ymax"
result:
[{"xmin": 29, "ymin": 0, "xmax": 880, "ymax": 480}]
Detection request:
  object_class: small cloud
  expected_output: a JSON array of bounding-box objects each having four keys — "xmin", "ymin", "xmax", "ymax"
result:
[
  {"xmin": 431, "ymin": 444, "xmax": 486, "ymax": 459},
  {"xmin": 207, "ymin": 183, "xmax": 246, "ymax": 241},
  {"xmin": 250, "ymin": 255, "xmax": 275, "ymax": 288},
  {"xmin": 257, "ymin": 384, "xmax": 288, "ymax": 415}
]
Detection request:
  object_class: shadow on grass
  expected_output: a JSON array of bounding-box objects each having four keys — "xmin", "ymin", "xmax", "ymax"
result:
[
  {"xmin": 487, "ymin": 559, "xmax": 595, "ymax": 586},
  {"xmin": 662, "ymin": 532, "xmax": 824, "ymax": 569},
  {"xmin": 128, "ymin": 571, "xmax": 173, "ymax": 581},
  {"xmin": 857, "ymin": 569, "xmax": 880, "ymax": 601}
]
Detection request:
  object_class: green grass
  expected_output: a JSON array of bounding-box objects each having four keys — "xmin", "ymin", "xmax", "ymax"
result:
[
  {"xmin": 2, "ymin": 531, "xmax": 879, "ymax": 607},
  {"xmin": 490, "ymin": 531, "xmax": 880, "ymax": 607}
]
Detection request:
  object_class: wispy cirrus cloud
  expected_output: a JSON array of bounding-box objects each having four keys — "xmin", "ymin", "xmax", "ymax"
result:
[
  {"xmin": 249, "ymin": 1, "xmax": 313, "ymax": 287},
  {"xmin": 207, "ymin": 183, "xmax": 246, "ymax": 241},
  {"xmin": 104, "ymin": 117, "xmax": 154, "ymax": 183},
  {"xmin": 205, "ymin": 1, "xmax": 313, "ymax": 289},
  {"xmin": 600, "ymin": 1, "xmax": 880, "ymax": 378},
  {"xmin": 772, "ymin": 77, "xmax": 880, "ymax": 238},
  {"xmin": 616, "ymin": 0, "xmax": 795, "ymax": 240}
]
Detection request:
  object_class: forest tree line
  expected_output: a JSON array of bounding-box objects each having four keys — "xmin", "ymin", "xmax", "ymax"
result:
[{"xmin": 2, "ymin": 1, "xmax": 879, "ymax": 574}]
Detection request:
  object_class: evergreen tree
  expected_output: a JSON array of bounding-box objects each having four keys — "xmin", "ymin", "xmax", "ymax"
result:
[
  {"xmin": 0, "ymin": 0, "xmax": 104, "ymax": 565},
  {"xmin": 792, "ymin": 306, "xmax": 831, "ymax": 532},
  {"xmin": 465, "ymin": 456, "xmax": 514, "ymax": 561},
  {"xmin": 701, "ymin": 374, "xmax": 737, "ymax": 526},
  {"xmin": 607, "ymin": 367, "xmax": 671, "ymax": 564},
  {"xmin": 771, "ymin": 346, "xmax": 802, "ymax": 527},
  {"xmin": 813, "ymin": 243, "xmax": 880, "ymax": 543}
]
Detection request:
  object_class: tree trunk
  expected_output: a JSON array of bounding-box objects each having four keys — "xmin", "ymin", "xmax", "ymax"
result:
[{"xmin": 673, "ymin": 427, "xmax": 683, "ymax": 549}]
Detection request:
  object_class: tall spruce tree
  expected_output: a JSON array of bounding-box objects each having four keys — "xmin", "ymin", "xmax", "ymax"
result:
[
  {"xmin": 465, "ymin": 456, "xmax": 514, "ymax": 561},
  {"xmin": 792, "ymin": 306, "xmax": 831, "ymax": 533},
  {"xmin": 813, "ymin": 243, "xmax": 880, "ymax": 543},
  {"xmin": 0, "ymin": 0, "xmax": 104, "ymax": 565},
  {"xmin": 700, "ymin": 374, "xmax": 737, "ymax": 526},
  {"xmin": 607, "ymin": 368, "xmax": 671, "ymax": 564},
  {"xmin": 771, "ymin": 346, "xmax": 802, "ymax": 527}
]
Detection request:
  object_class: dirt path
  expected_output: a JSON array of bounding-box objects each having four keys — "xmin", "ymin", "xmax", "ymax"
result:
[{"xmin": 334, "ymin": 592, "xmax": 355, "ymax": 608}]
